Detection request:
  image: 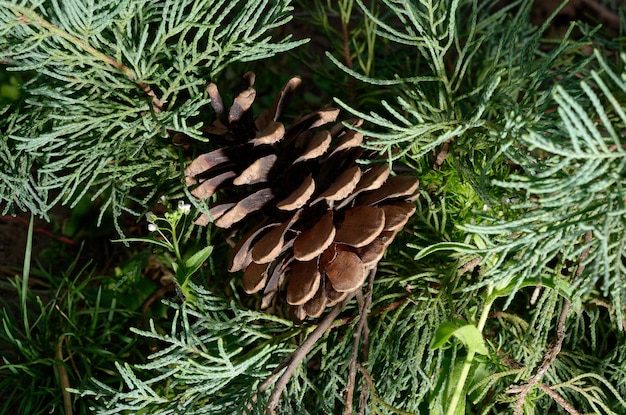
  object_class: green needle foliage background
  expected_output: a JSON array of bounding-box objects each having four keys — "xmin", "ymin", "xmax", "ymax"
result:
[
  {"xmin": 1, "ymin": 0, "xmax": 626, "ymax": 414},
  {"xmin": 0, "ymin": 0, "xmax": 305, "ymax": 233}
]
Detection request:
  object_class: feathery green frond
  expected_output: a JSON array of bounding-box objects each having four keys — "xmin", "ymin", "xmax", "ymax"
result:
[
  {"xmin": 325, "ymin": 0, "xmax": 626, "ymax": 412},
  {"xmin": 332, "ymin": 0, "xmax": 591, "ymax": 167},
  {"xmin": 78, "ymin": 283, "xmax": 296, "ymax": 414},
  {"xmin": 0, "ymin": 0, "xmax": 306, "ymax": 228},
  {"xmin": 463, "ymin": 49, "xmax": 626, "ymax": 323},
  {"xmin": 3, "ymin": 1, "xmax": 625, "ymax": 414}
]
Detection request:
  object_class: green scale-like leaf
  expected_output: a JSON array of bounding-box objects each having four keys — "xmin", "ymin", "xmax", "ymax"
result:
[{"xmin": 0, "ymin": 0, "xmax": 306, "ymax": 230}]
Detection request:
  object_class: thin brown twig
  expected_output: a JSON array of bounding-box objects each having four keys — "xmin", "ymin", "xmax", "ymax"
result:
[
  {"xmin": 1, "ymin": 215, "xmax": 75, "ymax": 245},
  {"xmin": 358, "ymin": 363, "xmax": 375, "ymax": 415},
  {"xmin": 539, "ymin": 383, "xmax": 582, "ymax": 415},
  {"xmin": 332, "ymin": 297, "xmax": 410, "ymax": 330},
  {"xmin": 260, "ymin": 291, "xmax": 357, "ymax": 415},
  {"xmin": 343, "ymin": 290, "xmax": 363, "ymax": 415},
  {"xmin": 507, "ymin": 299, "xmax": 571, "ymax": 415},
  {"xmin": 140, "ymin": 283, "xmax": 176, "ymax": 314},
  {"xmin": 433, "ymin": 141, "xmax": 451, "ymax": 169},
  {"xmin": 357, "ymin": 363, "xmax": 375, "ymax": 390},
  {"xmin": 344, "ymin": 268, "xmax": 375, "ymax": 415},
  {"xmin": 507, "ymin": 229, "xmax": 592, "ymax": 412},
  {"xmin": 575, "ymin": 231, "xmax": 593, "ymax": 279},
  {"xmin": 357, "ymin": 271, "xmax": 373, "ymax": 415},
  {"xmin": 580, "ymin": 0, "xmax": 620, "ymax": 31}
]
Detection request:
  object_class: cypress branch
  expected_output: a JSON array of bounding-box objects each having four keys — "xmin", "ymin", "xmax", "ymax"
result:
[
  {"xmin": 0, "ymin": 0, "xmax": 306, "ymax": 229},
  {"xmin": 3, "ymin": 1, "xmax": 625, "ymax": 414}
]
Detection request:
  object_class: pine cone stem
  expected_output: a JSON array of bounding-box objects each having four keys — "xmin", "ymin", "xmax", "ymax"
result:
[{"xmin": 260, "ymin": 290, "xmax": 358, "ymax": 415}]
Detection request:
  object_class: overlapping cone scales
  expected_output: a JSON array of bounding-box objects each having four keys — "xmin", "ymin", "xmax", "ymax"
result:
[
  {"xmin": 296, "ymin": 130, "xmax": 332, "ymax": 162},
  {"xmin": 318, "ymin": 166, "xmax": 361, "ymax": 201},
  {"xmin": 334, "ymin": 205, "xmax": 385, "ymax": 248},
  {"xmin": 229, "ymin": 222, "xmax": 277, "ymax": 272},
  {"xmin": 253, "ymin": 121, "xmax": 284, "ymax": 145},
  {"xmin": 303, "ymin": 285, "xmax": 327, "ymax": 317},
  {"xmin": 243, "ymin": 261, "xmax": 270, "ymax": 294},
  {"xmin": 293, "ymin": 211, "xmax": 335, "ymax": 261},
  {"xmin": 322, "ymin": 246, "xmax": 366, "ymax": 292},
  {"xmin": 251, "ymin": 212, "xmax": 299, "ymax": 264},
  {"xmin": 214, "ymin": 188, "xmax": 274, "ymax": 228},
  {"xmin": 233, "ymin": 154, "xmax": 277, "ymax": 185},
  {"xmin": 381, "ymin": 202, "xmax": 416, "ymax": 231},
  {"xmin": 184, "ymin": 73, "xmax": 419, "ymax": 319},
  {"xmin": 277, "ymin": 174, "xmax": 315, "ymax": 211},
  {"xmin": 287, "ymin": 259, "xmax": 321, "ymax": 305}
]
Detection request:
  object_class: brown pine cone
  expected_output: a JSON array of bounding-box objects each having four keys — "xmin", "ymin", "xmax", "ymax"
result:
[{"xmin": 184, "ymin": 73, "xmax": 418, "ymax": 319}]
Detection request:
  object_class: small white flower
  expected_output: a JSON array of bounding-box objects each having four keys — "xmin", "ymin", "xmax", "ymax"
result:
[
  {"xmin": 146, "ymin": 212, "xmax": 157, "ymax": 223},
  {"xmin": 177, "ymin": 200, "xmax": 191, "ymax": 214},
  {"xmin": 148, "ymin": 223, "xmax": 158, "ymax": 232}
]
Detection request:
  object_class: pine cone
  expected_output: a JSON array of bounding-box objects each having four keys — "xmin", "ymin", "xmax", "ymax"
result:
[{"xmin": 184, "ymin": 73, "xmax": 418, "ymax": 319}]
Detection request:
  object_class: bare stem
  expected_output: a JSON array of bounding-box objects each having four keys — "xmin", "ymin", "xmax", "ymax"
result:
[
  {"xmin": 357, "ymin": 280, "xmax": 372, "ymax": 415},
  {"xmin": 339, "ymin": 1, "xmax": 356, "ymax": 106},
  {"xmin": 507, "ymin": 299, "xmax": 571, "ymax": 415},
  {"xmin": 445, "ymin": 289, "xmax": 495, "ymax": 415},
  {"xmin": 261, "ymin": 292, "xmax": 357, "ymax": 415},
  {"xmin": 344, "ymin": 268, "xmax": 375, "ymax": 415},
  {"xmin": 580, "ymin": 0, "xmax": 620, "ymax": 30},
  {"xmin": 539, "ymin": 383, "xmax": 581, "ymax": 415}
]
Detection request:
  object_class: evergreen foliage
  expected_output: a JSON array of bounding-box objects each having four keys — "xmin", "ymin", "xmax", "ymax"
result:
[
  {"xmin": 75, "ymin": 283, "xmax": 296, "ymax": 415},
  {"xmin": 329, "ymin": 1, "xmax": 626, "ymax": 413},
  {"xmin": 0, "ymin": 0, "xmax": 305, "ymax": 232},
  {"xmin": 1, "ymin": 0, "xmax": 626, "ymax": 414}
]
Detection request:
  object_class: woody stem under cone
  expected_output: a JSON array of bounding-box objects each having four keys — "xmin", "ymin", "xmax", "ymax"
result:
[
  {"xmin": 260, "ymin": 291, "xmax": 357, "ymax": 415},
  {"xmin": 344, "ymin": 267, "xmax": 375, "ymax": 415}
]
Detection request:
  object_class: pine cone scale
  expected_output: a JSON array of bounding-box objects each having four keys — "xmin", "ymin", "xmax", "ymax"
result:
[
  {"xmin": 381, "ymin": 202, "xmax": 417, "ymax": 232},
  {"xmin": 229, "ymin": 221, "xmax": 276, "ymax": 272},
  {"xmin": 253, "ymin": 121, "xmax": 285, "ymax": 145},
  {"xmin": 303, "ymin": 284, "xmax": 327, "ymax": 317},
  {"xmin": 355, "ymin": 238, "xmax": 387, "ymax": 267},
  {"xmin": 295, "ymin": 130, "xmax": 332, "ymax": 162},
  {"xmin": 276, "ymin": 174, "xmax": 315, "ymax": 211},
  {"xmin": 251, "ymin": 212, "xmax": 300, "ymax": 264},
  {"xmin": 360, "ymin": 176, "xmax": 420, "ymax": 206},
  {"xmin": 293, "ymin": 211, "xmax": 335, "ymax": 261},
  {"xmin": 334, "ymin": 205, "xmax": 385, "ymax": 248},
  {"xmin": 191, "ymin": 171, "xmax": 237, "ymax": 199},
  {"xmin": 323, "ymin": 249, "xmax": 366, "ymax": 292},
  {"xmin": 243, "ymin": 261, "xmax": 270, "ymax": 294},
  {"xmin": 261, "ymin": 256, "xmax": 290, "ymax": 309},
  {"xmin": 214, "ymin": 188, "xmax": 274, "ymax": 228},
  {"xmin": 185, "ymin": 148, "xmax": 231, "ymax": 184},
  {"xmin": 185, "ymin": 73, "xmax": 419, "ymax": 319},
  {"xmin": 328, "ymin": 130, "xmax": 363, "ymax": 157},
  {"xmin": 317, "ymin": 165, "xmax": 362, "ymax": 201},
  {"xmin": 233, "ymin": 154, "xmax": 277, "ymax": 185},
  {"xmin": 286, "ymin": 259, "xmax": 321, "ymax": 305}
]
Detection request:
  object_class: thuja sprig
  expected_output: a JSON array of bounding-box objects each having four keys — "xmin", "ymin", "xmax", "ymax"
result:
[
  {"xmin": 0, "ymin": 0, "xmax": 307, "ymax": 228},
  {"xmin": 119, "ymin": 200, "xmax": 212, "ymax": 300},
  {"xmin": 1, "ymin": 2, "xmax": 164, "ymax": 112}
]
